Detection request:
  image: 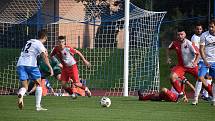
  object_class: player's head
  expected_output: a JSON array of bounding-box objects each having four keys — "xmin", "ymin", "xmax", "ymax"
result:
[
  {"xmin": 176, "ymin": 27, "xmax": 186, "ymax": 42},
  {"xmin": 38, "ymin": 29, "xmax": 48, "ymax": 43},
  {"xmin": 57, "ymin": 36, "xmax": 66, "ymax": 49},
  {"xmin": 194, "ymin": 22, "xmax": 203, "ymax": 36},
  {"xmin": 209, "ymin": 19, "xmax": 215, "ymax": 35}
]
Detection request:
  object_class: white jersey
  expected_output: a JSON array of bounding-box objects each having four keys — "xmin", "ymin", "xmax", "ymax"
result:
[
  {"xmin": 17, "ymin": 39, "xmax": 46, "ymax": 67},
  {"xmin": 200, "ymin": 31, "xmax": 215, "ymax": 62},
  {"xmin": 191, "ymin": 34, "xmax": 202, "ymax": 62},
  {"xmin": 191, "ymin": 34, "xmax": 200, "ymax": 49},
  {"xmin": 181, "ymin": 39, "xmax": 197, "ymax": 68}
]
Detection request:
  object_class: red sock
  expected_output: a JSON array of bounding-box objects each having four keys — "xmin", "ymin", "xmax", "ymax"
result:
[
  {"xmin": 171, "ymin": 80, "xmax": 182, "ymax": 93},
  {"xmin": 204, "ymin": 84, "xmax": 212, "ymax": 96},
  {"xmin": 139, "ymin": 94, "xmax": 156, "ymax": 101}
]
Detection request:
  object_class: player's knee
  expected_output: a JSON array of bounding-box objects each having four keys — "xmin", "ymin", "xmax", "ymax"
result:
[
  {"xmin": 198, "ymin": 76, "xmax": 204, "ymax": 82},
  {"xmin": 161, "ymin": 87, "xmax": 167, "ymax": 93}
]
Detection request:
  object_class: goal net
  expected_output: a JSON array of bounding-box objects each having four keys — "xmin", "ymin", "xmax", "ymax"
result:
[{"xmin": 0, "ymin": 0, "xmax": 166, "ymax": 96}]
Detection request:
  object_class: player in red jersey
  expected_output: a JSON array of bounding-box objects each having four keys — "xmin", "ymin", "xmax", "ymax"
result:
[
  {"xmin": 166, "ymin": 28, "xmax": 200, "ymax": 101},
  {"xmin": 138, "ymin": 77, "xmax": 195, "ymax": 102},
  {"xmin": 50, "ymin": 36, "xmax": 91, "ymax": 98}
]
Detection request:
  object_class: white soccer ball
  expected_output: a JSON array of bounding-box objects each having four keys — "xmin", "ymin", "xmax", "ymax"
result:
[{"xmin": 100, "ymin": 96, "xmax": 111, "ymax": 107}]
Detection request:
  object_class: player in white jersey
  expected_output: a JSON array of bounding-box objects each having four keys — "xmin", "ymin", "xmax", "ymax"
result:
[
  {"xmin": 192, "ymin": 19, "xmax": 215, "ymax": 106},
  {"xmin": 16, "ymin": 29, "xmax": 54, "ymax": 111},
  {"xmin": 191, "ymin": 23, "xmax": 203, "ymax": 48},
  {"xmin": 190, "ymin": 23, "xmax": 211, "ymax": 102}
]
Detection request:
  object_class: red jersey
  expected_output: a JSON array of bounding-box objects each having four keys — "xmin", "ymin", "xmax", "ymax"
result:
[
  {"xmin": 50, "ymin": 46, "xmax": 77, "ymax": 67},
  {"xmin": 168, "ymin": 39, "xmax": 199, "ymax": 68}
]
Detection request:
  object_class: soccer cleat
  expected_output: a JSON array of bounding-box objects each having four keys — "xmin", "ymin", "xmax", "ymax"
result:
[
  {"xmin": 36, "ymin": 107, "xmax": 48, "ymax": 111},
  {"xmin": 17, "ymin": 94, "xmax": 24, "ymax": 110},
  {"xmin": 191, "ymin": 100, "xmax": 198, "ymax": 105},
  {"xmin": 176, "ymin": 93, "xmax": 185, "ymax": 103},
  {"xmin": 85, "ymin": 87, "xmax": 92, "ymax": 97}
]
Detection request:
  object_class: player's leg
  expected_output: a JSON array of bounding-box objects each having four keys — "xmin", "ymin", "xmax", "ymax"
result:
[
  {"xmin": 71, "ymin": 65, "xmax": 91, "ymax": 97},
  {"xmin": 202, "ymin": 78, "xmax": 212, "ymax": 101},
  {"xmin": 16, "ymin": 66, "xmax": 29, "ymax": 110},
  {"xmin": 192, "ymin": 62, "xmax": 208, "ymax": 105},
  {"xmin": 208, "ymin": 62, "xmax": 215, "ymax": 106},
  {"xmin": 138, "ymin": 90, "xmax": 161, "ymax": 101},
  {"xmin": 60, "ymin": 68, "xmax": 74, "ymax": 95},
  {"xmin": 170, "ymin": 66, "xmax": 185, "ymax": 96},
  {"xmin": 160, "ymin": 88, "xmax": 178, "ymax": 102},
  {"xmin": 29, "ymin": 67, "xmax": 47, "ymax": 111}
]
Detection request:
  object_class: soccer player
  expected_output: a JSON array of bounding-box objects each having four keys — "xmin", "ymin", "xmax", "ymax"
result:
[
  {"xmin": 50, "ymin": 36, "xmax": 91, "ymax": 98},
  {"xmin": 190, "ymin": 23, "xmax": 212, "ymax": 101},
  {"xmin": 191, "ymin": 22, "xmax": 203, "ymax": 48},
  {"xmin": 166, "ymin": 27, "xmax": 200, "ymax": 101},
  {"xmin": 138, "ymin": 77, "xmax": 194, "ymax": 102},
  {"xmin": 16, "ymin": 29, "xmax": 53, "ymax": 111},
  {"xmin": 192, "ymin": 19, "xmax": 215, "ymax": 106}
]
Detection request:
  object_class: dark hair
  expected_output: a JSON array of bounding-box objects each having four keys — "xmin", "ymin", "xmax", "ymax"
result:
[
  {"xmin": 209, "ymin": 19, "xmax": 215, "ymax": 25},
  {"xmin": 58, "ymin": 36, "xmax": 66, "ymax": 40},
  {"xmin": 177, "ymin": 26, "xmax": 185, "ymax": 32},
  {"xmin": 195, "ymin": 22, "xmax": 202, "ymax": 27},
  {"xmin": 38, "ymin": 29, "xmax": 47, "ymax": 39}
]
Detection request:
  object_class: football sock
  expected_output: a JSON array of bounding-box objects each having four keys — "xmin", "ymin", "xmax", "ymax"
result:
[
  {"xmin": 171, "ymin": 80, "xmax": 182, "ymax": 94},
  {"xmin": 18, "ymin": 87, "xmax": 26, "ymax": 97},
  {"xmin": 212, "ymin": 84, "xmax": 215, "ymax": 102},
  {"xmin": 35, "ymin": 86, "xmax": 42, "ymax": 108},
  {"xmin": 194, "ymin": 81, "xmax": 202, "ymax": 100}
]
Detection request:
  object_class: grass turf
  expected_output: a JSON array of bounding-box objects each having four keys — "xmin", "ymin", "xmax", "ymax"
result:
[{"xmin": 0, "ymin": 96, "xmax": 215, "ymax": 121}]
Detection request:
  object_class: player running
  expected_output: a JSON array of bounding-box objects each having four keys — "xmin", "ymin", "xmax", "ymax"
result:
[
  {"xmin": 16, "ymin": 29, "xmax": 53, "ymax": 111},
  {"xmin": 166, "ymin": 27, "xmax": 200, "ymax": 102},
  {"xmin": 50, "ymin": 36, "xmax": 91, "ymax": 98}
]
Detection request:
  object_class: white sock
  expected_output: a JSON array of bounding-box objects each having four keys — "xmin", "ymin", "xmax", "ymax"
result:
[
  {"xmin": 35, "ymin": 86, "xmax": 42, "ymax": 108},
  {"xmin": 212, "ymin": 83, "xmax": 215, "ymax": 102},
  {"xmin": 18, "ymin": 87, "xmax": 26, "ymax": 97},
  {"xmin": 194, "ymin": 81, "xmax": 202, "ymax": 100}
]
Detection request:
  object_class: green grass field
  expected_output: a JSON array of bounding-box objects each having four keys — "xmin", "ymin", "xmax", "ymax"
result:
[{"xmin": 0, "ymin": 96, "xmax": 215, "ymax": 121}]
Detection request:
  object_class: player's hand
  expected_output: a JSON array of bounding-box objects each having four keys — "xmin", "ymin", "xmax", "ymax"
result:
[
  {"xmin": 204, "ymin": 60, "xmax": 211, "ymax": 67},
  {"xmin": 84, "ymin": 60, "xmax": 91, "ymax": 68},
  {"xmin": 192, "ymin": 61, "xmax": 198, "ymax": 67},
  {"xmin": 58, "ymin": 63, "xmax": 63, "ymax": 69},
  {"xmin": 166, "ymin": 57, "xmax": 171, "ymax": 64},
  {"xmin": 49, "ymin": 68, "xmax": 54, "ymax": 76}
]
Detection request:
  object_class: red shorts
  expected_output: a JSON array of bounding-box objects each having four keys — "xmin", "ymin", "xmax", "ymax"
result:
[
  {"xmin": 163, "ymin": 89, "xmax": 177, "ymax": 102},
  {"xmin": 60, "ymin": 64, "xmax": 80, "ymax": 83},
  {"xmin": 171, "ymin": 65, "xmax": 198, "ymax": 80}
]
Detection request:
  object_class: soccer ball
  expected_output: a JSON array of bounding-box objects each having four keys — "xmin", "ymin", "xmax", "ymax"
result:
[{"xmin": 100, "ymin": 97, "xmax": 111, "ymax": 107}]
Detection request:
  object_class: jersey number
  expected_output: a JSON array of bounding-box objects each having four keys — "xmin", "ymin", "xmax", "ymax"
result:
[{"xmin": 22, "ymin": 42, "xmax": 32, "ymax": 53}]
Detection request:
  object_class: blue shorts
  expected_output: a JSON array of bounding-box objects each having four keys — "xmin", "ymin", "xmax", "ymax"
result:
[
  {"xmin": 16, "ymin": 66, "xmax": 41, "ymax": 81},
  {"xmin": 198, "ymin": 61, "xmax": 215, "ymax": 78}
]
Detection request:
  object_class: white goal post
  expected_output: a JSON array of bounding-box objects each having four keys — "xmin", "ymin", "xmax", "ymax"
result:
[{"xmin": 0, "ymin": 0, "xmax": 166, "ymax": 96}]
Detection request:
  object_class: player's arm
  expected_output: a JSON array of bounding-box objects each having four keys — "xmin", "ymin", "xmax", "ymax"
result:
[
  {"xmin": 185, "ymin": 80, "xmax": 195, "ymax": 92},
  {"xmin": 74, "ymin": 49, "xmax": 91, "ymax": 67},
  {"xmin": 41, "ymin": 52, "xmax": 54, "ymax": 76},
  {"xmin": 191, "ymin": 44, "xmax": 200, "ymax": 66},
  {"xmin": 166, "ymin": 42, "xmax": 174, "ymax": 64},
  {"xmin": 200, "ymin": 44, "xmax": 210, "ymax": 67}
]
